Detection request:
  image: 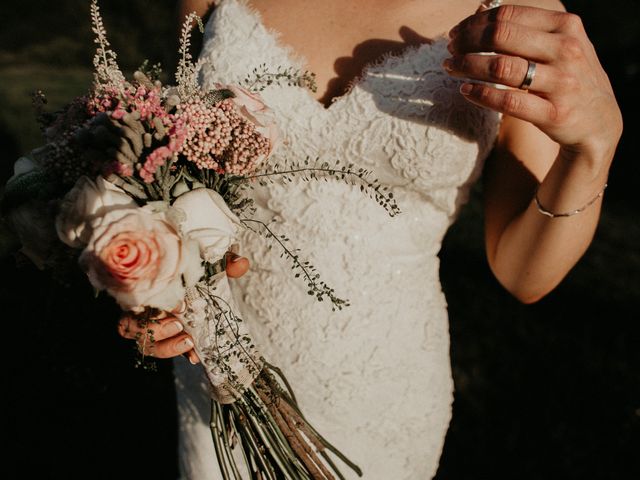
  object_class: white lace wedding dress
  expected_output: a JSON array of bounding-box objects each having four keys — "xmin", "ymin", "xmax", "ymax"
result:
[{"xmin": 173, "ymin": 1, "xmax": 501, "ymax": 478}]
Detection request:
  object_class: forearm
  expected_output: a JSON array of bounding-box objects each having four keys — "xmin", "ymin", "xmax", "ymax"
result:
[
  {"xmin": 447, "ymin": 2, "xmax": 623, "ymax": 303},
  {"xmin": 488, "ymin": 148, "xmax": 613, "ymax": 303}
]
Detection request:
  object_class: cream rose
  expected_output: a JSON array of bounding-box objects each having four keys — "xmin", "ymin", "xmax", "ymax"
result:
[
  {"xmin": 172, "ymin": 188, "xmax": 241, "ymax": 263},
  {"xmin": 79, "ymin": 208, "xmax": 203, "ymax": 312},
  {"xmin": 7, "ymin": 146, "xmax": 50, "ymax": 181},
  {"xmin": 5, "ymin": 152, "xmax": 59, "ymax": 268},
  {"xmin": 56, "ymin": 176, "xmax": 137, "ymax": 248},
  {"xmin": 10, "ymin": 156, "xmax": 38, "ymax": 178},
  {"xmin": 7, "ymin": 201, "xmax": 58, "ymax": 269},
  {"xmin": 222, "ymin": 84, "xmax": 279, "ymax": 155}
]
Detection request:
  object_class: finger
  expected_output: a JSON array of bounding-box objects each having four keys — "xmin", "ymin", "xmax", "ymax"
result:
[
  {"xmin": 118, "ymin": 315, "xmax": 184, "ymax": 341},
  {"xmin": 139, "ymin": 333, "xmax": 195, "ymax": 359},
  {"xmin": 225, "ymin": 252, "xmax": 250, "ymax": 278},
  {"xmin": 443, "ymin": 54, "xmax": 556, "ymax": 93},
  {"xmin": 459, "ymin": 82, "xmax": 556, "ymax": 126},
  {"xmin": 454, "ymin": 5, "xmax": 571, "ymax": 35},
  {"xmin": 184, "ymin": 350, "xmax": 201, "ymax": 365},
  {"xmin": 448, "ymin": 21, "xmax": 558, "ymax": 63}
]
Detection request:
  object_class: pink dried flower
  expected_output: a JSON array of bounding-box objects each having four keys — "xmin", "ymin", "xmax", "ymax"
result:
[
  {"xmin": 115, "ymin": 162, "xmax": 133, "ymax": 177},
  {"xmin": 140, "ymin": 146, "xmax": 173, "ymax": 183},
  {"xmin": 175, "ymin": 95, "xmax": 271, "ymax": 175}
]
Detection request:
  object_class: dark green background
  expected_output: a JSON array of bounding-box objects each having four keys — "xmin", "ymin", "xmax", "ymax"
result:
[{"xmin": 1, "ymin": 1, "xmax": 638, "ymax": 479}]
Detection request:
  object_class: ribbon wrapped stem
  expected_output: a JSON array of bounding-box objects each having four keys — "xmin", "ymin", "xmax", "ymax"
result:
[{"xmin": 176, "ymin": 274, "xmax": 362, "ymax": 479}]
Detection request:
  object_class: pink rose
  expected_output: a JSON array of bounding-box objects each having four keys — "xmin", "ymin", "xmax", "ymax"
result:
[
  {"xmin": 79, "ymin": 208, "xmax": 203, "ymax": 312},
  {"xmin": 222, "ymin": 84, "xmax": 279, "ymax": 156}
]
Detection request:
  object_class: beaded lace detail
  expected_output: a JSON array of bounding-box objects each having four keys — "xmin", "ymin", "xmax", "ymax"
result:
[{"xmin": 174, "ymin": 1, "xmax": 501, "ymax": 479}]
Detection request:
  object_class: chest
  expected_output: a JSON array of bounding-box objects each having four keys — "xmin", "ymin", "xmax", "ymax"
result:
[
  {"xmin": 199, "ymin": 0, "xmax": 501, "ymax": 217},
  {"xmin": 245, "ymin": 0, "xmax": 481, "ymax": 106}
]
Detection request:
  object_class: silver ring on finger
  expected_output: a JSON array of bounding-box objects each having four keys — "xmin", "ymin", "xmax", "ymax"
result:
[{"xmin": 519, "ymin": 60, "xmax": 537, "ymax": 91}]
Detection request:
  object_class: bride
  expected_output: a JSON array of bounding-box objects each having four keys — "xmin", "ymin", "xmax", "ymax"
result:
[{"xmin": 118, "ymin": 0, "xmax": 621, "ymax": 478}]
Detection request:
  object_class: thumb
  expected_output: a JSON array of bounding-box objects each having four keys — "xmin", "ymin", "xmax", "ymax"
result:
[{"xmin": 225, "ymin": 251, "xmax": 250, "ymax": 278}]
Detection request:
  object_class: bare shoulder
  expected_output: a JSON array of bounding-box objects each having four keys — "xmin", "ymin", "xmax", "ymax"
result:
[
  {"xmin": 178, "ymin": 0, "xmax": 217, "ymax": 20},
  {"xmin": 504, "ymin": 0, "xmax": 566, "ymax": 13}
]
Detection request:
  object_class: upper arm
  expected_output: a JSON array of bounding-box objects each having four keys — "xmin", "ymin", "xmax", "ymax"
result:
[{"xmin": 177, "ymin": 0, "xmax": 217, "ymax": 25}]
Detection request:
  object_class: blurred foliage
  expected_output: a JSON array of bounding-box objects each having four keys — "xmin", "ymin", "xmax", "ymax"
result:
[
  {"xmin": 0, "ymin": 0, "xmax": 177, "ymax": 69},
  {"xmin": 0, "ymin": 1, "xmax": 637, "ymax": 479}
]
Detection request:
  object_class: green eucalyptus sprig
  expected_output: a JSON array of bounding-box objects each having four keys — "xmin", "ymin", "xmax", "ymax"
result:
[
  {"xmin": 240, "ymin": 218, "xmax": 349, "ymax": 311},
  {"xmin": 194, "ymin": 282, "xmax": 262, "ymax": 389},
  {"xmin": 232, "ymin": 157, "xmax": 401, "ymax": 217},
  {"xmin": 136, "ymin": 60, "xmax": 163, "ymax": 83},
  {"xmin": 242, "ymin": 64, "xmax": 317, "ymax": 93},
  {"xmin": 126, "ymin": 308, "xmax": 161, "ymax": 371}
]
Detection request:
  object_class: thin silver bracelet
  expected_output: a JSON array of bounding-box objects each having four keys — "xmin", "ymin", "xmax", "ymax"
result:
[{"xmin": 534, "ymin": 183, "xmax": 608, "ymax": 218}]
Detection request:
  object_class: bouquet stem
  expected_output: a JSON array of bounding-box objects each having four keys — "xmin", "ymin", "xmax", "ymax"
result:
[
  {"xmin": 211, "ymin": 363, "xmax": 363, "ymax": 480},
  {"xmin": 178, "ymin": 276, "xmax": 361, "ymax": 479}
]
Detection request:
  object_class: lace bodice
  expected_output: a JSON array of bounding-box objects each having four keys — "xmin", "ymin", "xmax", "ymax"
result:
[{"xmin": 174, "ymin": 1, "xmax": 501, "ymax": 478}]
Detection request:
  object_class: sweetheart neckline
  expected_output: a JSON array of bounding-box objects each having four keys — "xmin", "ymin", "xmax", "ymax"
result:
[{"xmin": 217, "ymin": 0, "xmax": 452, "ymax": 113}]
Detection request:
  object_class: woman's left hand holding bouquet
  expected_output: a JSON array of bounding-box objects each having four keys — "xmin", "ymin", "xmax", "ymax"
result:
[
  {"xmin": 117, "ymin": 252, "xmax": 249, "ymax": 365},
  {"xmin": 54, "ymin": 174, "xmax": 250, "ymax": 367}
]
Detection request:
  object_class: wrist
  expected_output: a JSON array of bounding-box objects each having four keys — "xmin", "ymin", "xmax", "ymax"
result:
[
  {"xmin": 556, "ymin": 144, "xmax": 614, "ymax": 183},
  {"xmin": 535, "ymin": 146, "xmax": 611, "ymax": 217},
  {"xmin": 558, "ymin": 114, "xmax": 622, "ymax": 176}
]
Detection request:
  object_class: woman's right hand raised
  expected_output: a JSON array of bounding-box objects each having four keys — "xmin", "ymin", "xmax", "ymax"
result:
[{"xmin": 117, "ymin": 252, "xmax": 250, "ymax": 365}]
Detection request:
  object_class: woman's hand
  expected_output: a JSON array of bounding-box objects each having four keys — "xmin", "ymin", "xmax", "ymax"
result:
[
  {"xmin": 444, "ymin": 3, "xmax": 623, "ymax": 303},
  {"xmin": 117, "ymin": 252, "xmax": 250, "ymax": 364},
  {"xmin": 444, "ymin": 4, "xmax": 622, "ymax": 163}
]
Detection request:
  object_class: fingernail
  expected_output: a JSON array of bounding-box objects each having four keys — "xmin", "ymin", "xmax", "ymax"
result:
[
  {"xmin": 171, "ymin": 301, "xmax": 187, "ymax": 315},
  {"xmin": 460, "ymin": 83, "xmax": 473, "ymax": 95},
  {"xmin": 442, "ymin": 58, "xmax": 453, "ymax": 71},
  {"xmin": 189, "ymin": 356, "xmax": 198, "ymax": 365},
  {"xmin": 171, "ymin": 320, "xmax": 184, "ymax": 334},
  {"xmin": 183, "ymin": 338, "xmax": 194, "ymax": 349}
]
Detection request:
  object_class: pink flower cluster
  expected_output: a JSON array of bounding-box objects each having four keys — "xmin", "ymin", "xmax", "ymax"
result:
[
  {"xmin": 175, "ymin": 95, "xmax": 271, "ymax": 176},
  {"xmin": 86, "ymin": 86, "xmax": 120, "ymax": 116},
  {"xmin": 88, "ymin": 84, "xmax": 186, "ymax": 183},
  {"xmin": 48, "ymin": 80, "xmax": 275, "ymax": 187},
  {"xmin": 87, "ymin": 84, "xmax": 166, "ymax": 121},
  {"xmin": 139, "ymin": 131, "xmax": 185, "ymax": 183}
]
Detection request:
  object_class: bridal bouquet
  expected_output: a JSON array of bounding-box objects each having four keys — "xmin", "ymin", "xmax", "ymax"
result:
[{"xmin": 1, "ymin": 2, "xmax": 399, "ymax": 479}]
